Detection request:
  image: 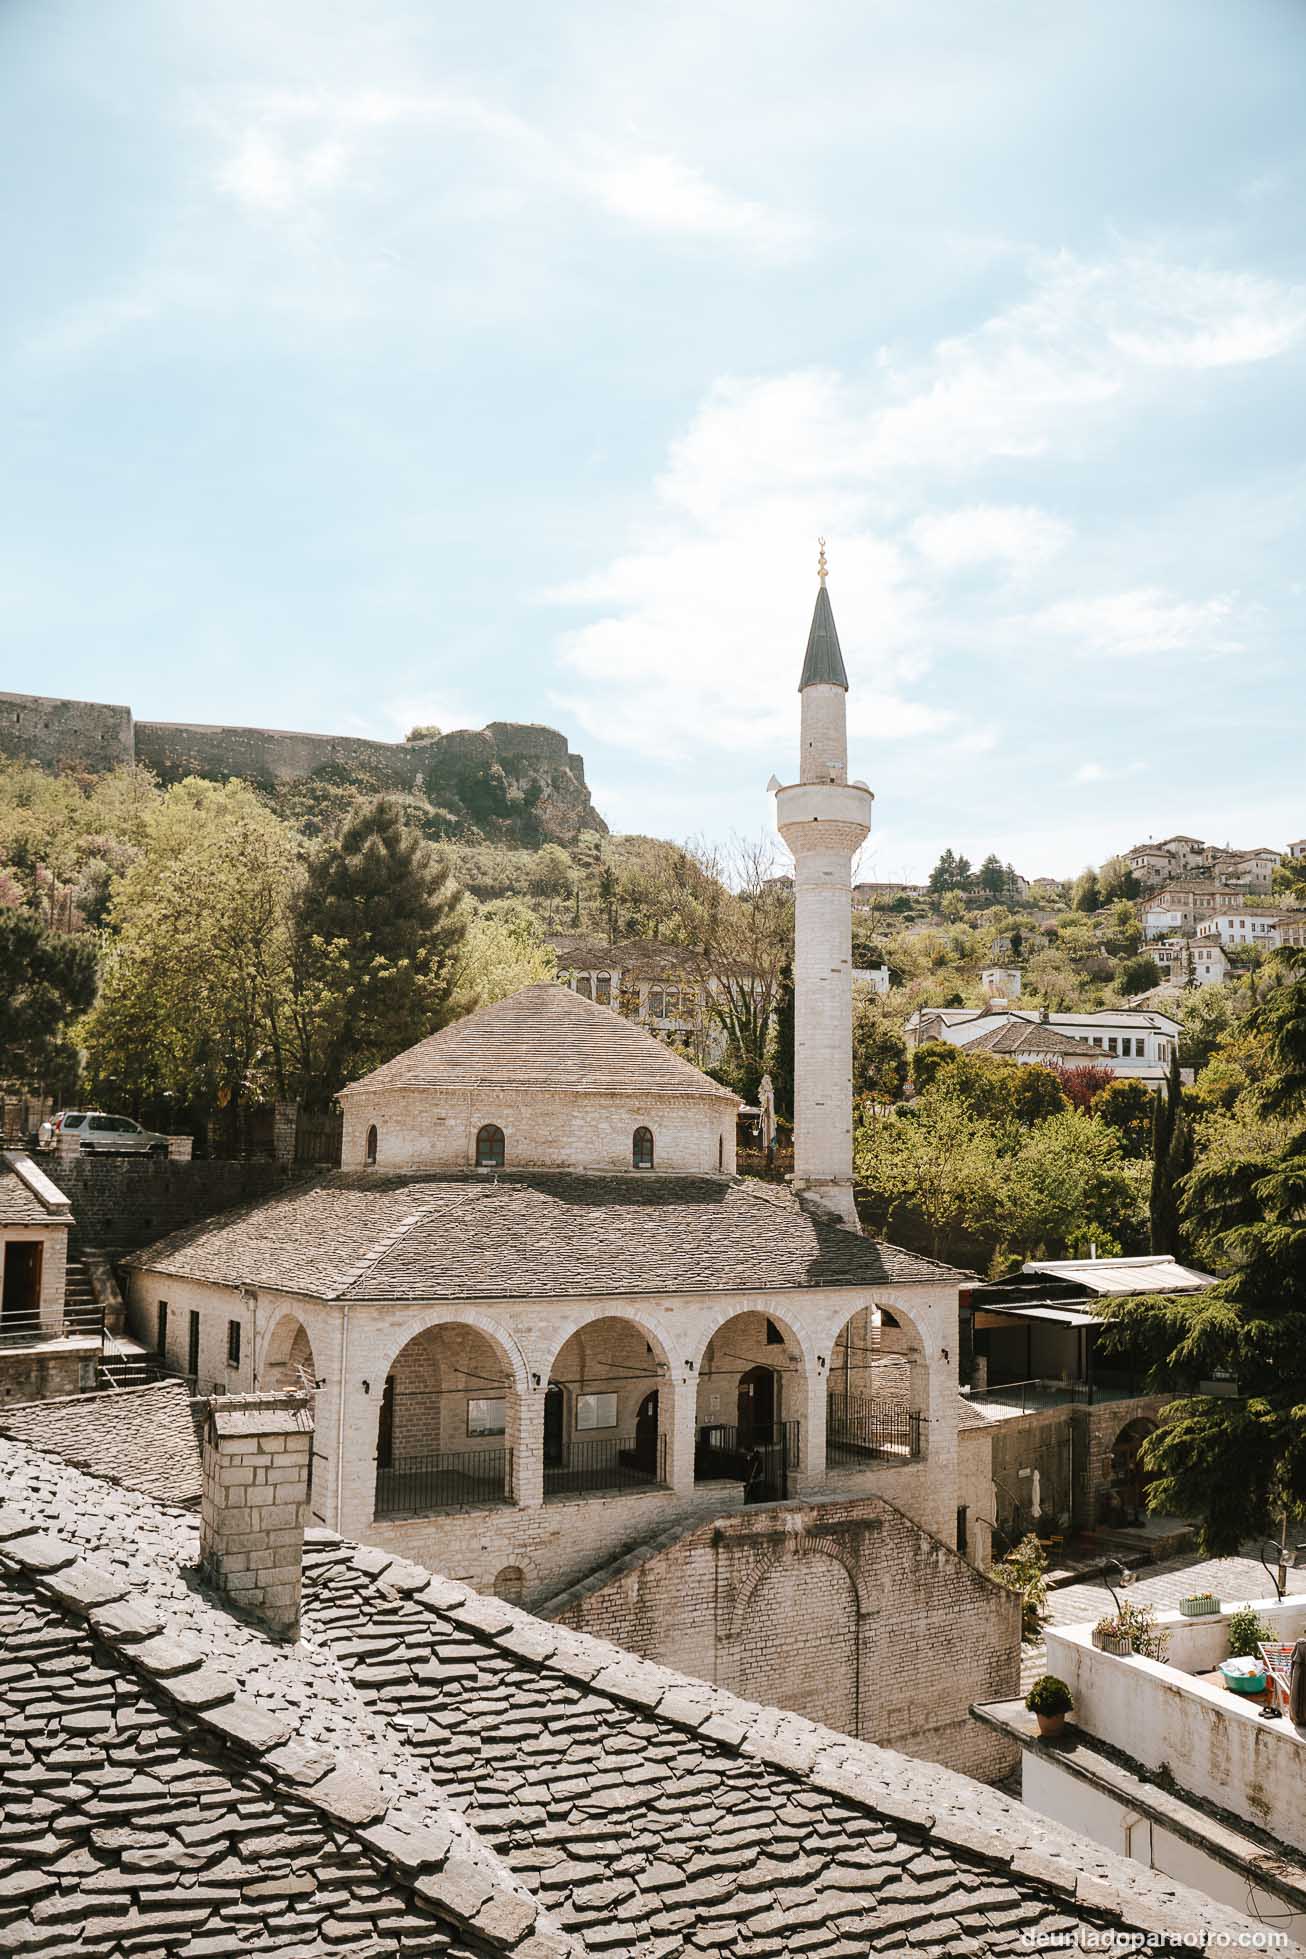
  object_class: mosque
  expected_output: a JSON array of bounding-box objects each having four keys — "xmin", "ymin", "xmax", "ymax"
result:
[{"xmin": 126, "ymin": 557, "xmax": 1012, "ymax": 1775}]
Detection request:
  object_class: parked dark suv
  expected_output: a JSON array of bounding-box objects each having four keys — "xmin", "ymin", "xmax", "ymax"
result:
[{"xmin": 38, "ymin": 1111, "xmax": 171, "ymax": 1155}]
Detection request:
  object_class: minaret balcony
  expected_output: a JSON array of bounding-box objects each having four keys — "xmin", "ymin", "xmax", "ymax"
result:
[{"xmin": 775, "ymin": 780, "xmax": 873, "ymax": 854}]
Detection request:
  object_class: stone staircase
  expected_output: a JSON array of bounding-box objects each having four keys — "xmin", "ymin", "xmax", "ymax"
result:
[
  {"xmin": 96, "ymin": 1336, "xmax": 162, "ymax": 1392},
  {"xmin": 62, "ymin": 1254, "xmax": 103, "ymax": 1337}
]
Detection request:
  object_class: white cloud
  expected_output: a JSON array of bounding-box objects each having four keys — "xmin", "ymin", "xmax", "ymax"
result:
[
  {"xmin": 1030, "ymin": 589, "xmax": 1243, "ymax": 659},
  {"xmin": 910, "ymin": 505, "xmax": 1070, "ymax": 574},
  {"xmin": 1074, "ymin": 761, "xmax": 1107, "ymax": 783},
  {"xmin": 539, "ymin": 243, "xmax": 1298, "ymax": 764},
  {"xmin": 216, "ymin": 130, "xmax": 349, "ymax": 215}
]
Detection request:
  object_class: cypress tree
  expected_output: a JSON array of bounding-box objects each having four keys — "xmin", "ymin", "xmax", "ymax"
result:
[
  {"xmin": 293, "ymin": 797, "xmax": 467, "ymax": 1104},
  {"xmin": 1149, "ymin": 1049, "xmax": 1191, "ymax": 1256},
  {"xmin": 769, "ymin": 961, "xmax": 795, "ymax": 1121}
]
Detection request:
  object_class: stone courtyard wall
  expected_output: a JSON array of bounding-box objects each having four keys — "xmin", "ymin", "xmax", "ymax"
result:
[
  {"xmin": 542, "ymin": 1491, "xmax": 1021, "ymax": 1782},
  {"xmin": 55, "ymin": 1155, "xmax": 298, "ymax": 1257}
]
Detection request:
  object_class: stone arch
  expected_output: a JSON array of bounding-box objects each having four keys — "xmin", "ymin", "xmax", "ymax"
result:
[
  {"xmin": 369, "ymin": 1308, "xmax": 530, "ymax": 1400},
  {"xmin": 372, "ymin": 1316, "xmax": 525, "ymax": 1516},
  {"xmin": 729, "ymin": 1540, "xmax": 862, "ymax": 1732},
  {"xmin": 259, "ymin": 1310, "xmax": 318, "ymax": 1390},
  {"xmin": 493, "ymin": 1566, "xmax": 525, "ymax": 1604},
  {"xmin": 689, "ymin": 1302, "xmax": 818, "ymax": 1387},
  {"xmin": 365, "ymin": 1124, "xmax": 378, "ymax": 1166},
  {"xmin": 824, "ymin": 1297, "xmax": 929, "ymax": 1466},
  {"xmin": 540, "ymin": 1310, "xmax": 676, "ymax": 1485}
]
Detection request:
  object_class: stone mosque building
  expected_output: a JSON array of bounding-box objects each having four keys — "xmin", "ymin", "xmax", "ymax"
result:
[{"xmin": 125, "ymin": 561, "xmax": 1013, "ymax": 1776}]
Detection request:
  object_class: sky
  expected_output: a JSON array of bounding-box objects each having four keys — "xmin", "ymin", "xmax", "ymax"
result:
[{"xmin": 3, "ymin": 1, "xmax": 1305, "ymax": 882}]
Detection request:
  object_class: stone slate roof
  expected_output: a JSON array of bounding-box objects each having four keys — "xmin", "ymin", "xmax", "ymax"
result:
[
  {"xmin": 0, "ymin": 1152, "xmax": 71, "ymax": 1224},
  {"xmin": 0, "ymin": 1433, "xmax": 1264, "ymax": 1959},
  {"xmin": 341, "ymin": 984, "xmax": 738, "ymax": 1103},
  {"xmin": 799, "ymin": 583, "xmax": 849, "ymax": 690},
  {"xmin": 0, "ymin": 1381, "xmax": 203, "ymax": 1507},
  {"xmin": 964, "ymin": 1021, "xmax": 1105, "ymax": 1061},
  {"xmin": 127, "ymin": 1173, "xmax": 966, "ymax": 1302}
]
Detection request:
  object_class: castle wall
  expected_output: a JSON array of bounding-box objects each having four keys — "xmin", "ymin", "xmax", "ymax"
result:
[
  {"xmin": 0, "ymin": 693, "xmax": 133, "ymax": 774},
  {"xmin": 135, "ymin": 721, "xmax": 433, "ymax": 790}
]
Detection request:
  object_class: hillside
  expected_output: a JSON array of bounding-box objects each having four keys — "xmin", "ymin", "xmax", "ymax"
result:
[{"xmin": 0, "ymin": 690, "xmax": 605, "ymax": 849}]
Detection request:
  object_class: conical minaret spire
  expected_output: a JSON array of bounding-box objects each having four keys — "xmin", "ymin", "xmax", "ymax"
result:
[{"xmin": 772, "ymin": 547, "xmax": 874, "ymax": 1230}]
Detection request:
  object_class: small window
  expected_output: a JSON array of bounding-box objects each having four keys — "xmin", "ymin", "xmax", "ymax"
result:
[
  {"xmin": 576, "ymin": 975, "xmax": 592, "ymax": 1000},
  {"xmin": 765, "ymin": 1318, "xmax": 785, "ymax": 1346},
  {"xmin": 156, "ymin": 1301, "xmax": 168, "ymax": 1355},
  {"xmin": 187, "ymin": 1310, "xmax": 200, "ymax": 1380},
  {"xmin": 468, "ymin": 1396, "xmax": 507, "ymax": 1437},
  {"xmin": 595, "ymin": 976, "xmax": 611, "ymax": 1005},
  {"xmin": 227, "ymin": 1319, "xmax": 242, "ymax": 1368},
  {"xmin": 633, "ymin": 1126, "xmax": 654, "ymax": 1169},
  {"xmin": 493, "ymin": 1566, "xmax": 525, "ymax": 1604},
  {"xmin": 576, "ymin": 1391, "xmax": 618, "ymax": 1431},
  {"xmin": 475, "ymin": 1123, "xmax": 505, "ymax": 1169},
  {"xmin": 648, "ymin": 988, "xmax": 664, "ymax": 1018},
  {"xmin": 365, "ymin": 1124, "xmax": 378, "ymax": 1166},
  {"xmin": 1107, "ymin": 1038, "xmax": 1118, "ymax": 1054},
  {"xmin": 718, "ymin": 1134, "xmax": 724, "ymax": 1170}
]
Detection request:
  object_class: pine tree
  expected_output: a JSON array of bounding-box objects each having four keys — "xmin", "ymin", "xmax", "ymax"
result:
[
  {"xmin": 978, "ymin": 853, "xmax": 1005, "ymax": 896},
  {"xmin": 292, "ymin": 797, "xmax": 467, "ymax": 1104},
  {"xmin": 927, "ymin": 849, "xmax": 958, "ymax": 894}
]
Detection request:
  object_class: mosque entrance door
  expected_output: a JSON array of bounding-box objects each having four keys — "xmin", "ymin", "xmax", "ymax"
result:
[
  {"xmin": 634, "ymin": 1390, "xmax": 659, "ymax": 1472},
  {"xmin": 543, "ymin": 1381, "xmax": 565, "ymax": 1466},
  {"xmin": 737, "ymin": 1365, "xmax": 777, "ymax": 1447}
]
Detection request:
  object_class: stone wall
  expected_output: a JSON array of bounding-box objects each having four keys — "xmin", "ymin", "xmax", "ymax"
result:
[
  {"xmin": 0, "ymin": 692, "xmax": 133, "ymax": 774},
  {"xmin": 341, "ymin": 1083, "xmax": 736, "ymax": 1176},
  {"xmin": 54, "ymin": 1155, "xmax": 299, "ymax": 1258},
  {"xmin": 985, "ymin": 1395, "xmax": 1171, "ymax": 1536},
  {"xmin": 135, "ymin": 720, "xmax": 433, "ymax": 790},
  {"xmin": 0, "ymin": 1344, "xmax": 90, "ymax": 1408},
  {"xmin": 542, "ymin": 1491, "xmax": 1021, "ymax": 1782}
]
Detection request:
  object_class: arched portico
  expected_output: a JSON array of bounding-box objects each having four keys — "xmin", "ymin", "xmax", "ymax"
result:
[
  {"xmin": 539, "ymin": 1314, "xmax": 674, "ymax": 1502},
  {"xmin": 691, "ymin": 1307, "xmax": 813, "ymax": 1502},
  {"xmin": 825, "ymin": 1299, "xmax": 928, "ymax": 1473},
  {"xmin": 258, "ymin": 1310, "xmax": 318, "ymax": 1391},
  {"xmin": 370, "ymin": 1316, "xmax": 527, "ymax": 1520}
]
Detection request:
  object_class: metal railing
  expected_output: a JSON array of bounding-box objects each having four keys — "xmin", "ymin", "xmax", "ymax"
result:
[
  {"xmin": 0, "ymin": 1310, "xmax": 54, "ymax": 1348},
  {"xmin": 965, "ymin": 1376, "xmax": 1147, "ymax": 1413},
  {"xmin": 544, "ymin": 1433, "xmax": 666, "ymax": 1500},
  {"xmin": 694, "ymin": 1420, "xmax": 799, "ymax": 1502},
  {"xmin": 826, "ymin": 1393, "xmax": 922, "ymax": 1465},
  {"xmin": 375, "ymin": 1447, "xmax": 513, "ymax": 1519}
]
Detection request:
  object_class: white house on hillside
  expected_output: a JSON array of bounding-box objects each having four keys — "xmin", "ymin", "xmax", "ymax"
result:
[
  {"xmin": 1150, "ymin": 938, "xmax": 1230, "ymax": 987},
  {"xmin": 906, "ymin": 1006, "xmax": 1179, "ymax": 1083}
]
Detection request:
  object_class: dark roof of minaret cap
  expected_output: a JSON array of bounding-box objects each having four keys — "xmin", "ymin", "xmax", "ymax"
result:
[{"xmin": 799, "ymin": 582, "xmax": 849, "ymax": 690}]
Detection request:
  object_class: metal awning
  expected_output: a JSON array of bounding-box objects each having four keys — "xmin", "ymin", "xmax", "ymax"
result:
[{"xmin": 973, "ymin": 1302, "xmax": 1100, "ymax": 1329}]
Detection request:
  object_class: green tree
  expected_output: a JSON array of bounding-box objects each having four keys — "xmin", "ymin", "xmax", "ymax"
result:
[
  {"xmin": 80, "ymin": 779, "xmax": 299, "ymax": 1129},
  {"xmin": 978, "ymin": 853, "xmax": 1006, "ymax": 896},
  {"xmin": 1071, "ymin": 868, "xmax": 1101, "ymax": 914},
  {"xmin": 292, "ymin": 796, "xmax": 467, "ymax": 1105},
  {"xmin": 855, "ymin": 1090, "xmax": 1001, "ymax": 1259},
  {"xmin": 769, "ymin": 961, "xmax": 795, "ymax": 1121},
  {"xmin": 1098, "ymin": 855, "xmax": 1140, "ymax": 902},
  {"xmin": 455, "ymin": 905, "xmax": 555, "ymax": 1007},
  {"xmin": 999, "ymin": 1111, "xmax": 1144, "ymax": 1259},
  {"xmin": 927, "ymin": 849, "xmax": 959, "ymax": 894},
  {"xmin": 1149, "ymin": 1051, "xmax": 1192, "ymax": 1256},
  {"xmin": 0, "ymin": 910, "xmax": 97, "ymax": 1094},
  {"xmin": 1099, "ymin": 948, "xmax": 1306, "ymax": 1554},
  {"xmin": 1118, "ymin": 953, "xmax": 1161, "ymax": 997},
  {"xmin": 1093, "ymin": 1077, "xmax": 1155, "ymax": 1158},
  {"xmin": 852, "ymin": 992, "xmax": 908, "ymax": 1103}
]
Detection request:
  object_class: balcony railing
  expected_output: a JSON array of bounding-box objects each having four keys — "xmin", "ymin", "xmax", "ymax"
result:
[
  {"xmin": 826, "ymin": 1393, "xmax": 922, "ymax": 1465},
  {"xmin": 694, "ymin": 1420, "xmax": 798, "ymax": 1502},
  {"xmin": 544, "ymin": 1433, "xmax": 666, "ymax": 1501},
  {"xmin": 375, "ymin": 1447, "xmax": 513, "ymax": 1519},
  {"xmin": 965, "ymin": 1376, "xmax": 1148, "ymax": 1414},
  {"xmin": 0, "ymin": 1307, "xmax": 103, "ymax": 1349}
]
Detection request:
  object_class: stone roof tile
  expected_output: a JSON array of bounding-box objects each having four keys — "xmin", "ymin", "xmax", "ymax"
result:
[
  {"xmin": 341, "ymin": 983, "xmax": 739, "ymax": 1101},
  {"xmin": 0, "ymin": 1380, "xmax": 203, "ymax": 1507},
  {"xmin": 127, "ymin": 1171, "xmax": 966, "ymax": 1300}
]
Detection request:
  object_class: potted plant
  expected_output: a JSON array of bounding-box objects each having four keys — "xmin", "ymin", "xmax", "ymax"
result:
[
  {"xmin": 1226, "ymin": 1607, "xmax": 1273, "ymax": 1658},
  {"xmin": 1025, "ymin": 1674, "xmax": 1074, "ymax": 1739},
  {"xmin": 1179, "ymin": 1593, "xmax": 1220, "ymax": 1618},
  {"xmin": 1093, "ymin": 1613, "xmax": 1134, "ymax": 1657}
]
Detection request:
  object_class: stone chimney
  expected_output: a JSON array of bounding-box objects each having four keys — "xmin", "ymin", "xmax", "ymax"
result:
[{"xmin": 199, "ymin": 1389, "xmax": 314, "ymax": 1639}]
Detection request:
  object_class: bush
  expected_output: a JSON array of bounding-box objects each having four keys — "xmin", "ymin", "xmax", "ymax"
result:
[
  {"xmin": 1025, "ymin": 1675, "xmax": 1073, "ymax": 1717},
  {"xmin": 993, "ymin": 1534, "xmax": 1049, "ymax": 1642},
  {"xmin": 1226, "ymin": 1607, "xmax": 1274, "ymax": 1659}
]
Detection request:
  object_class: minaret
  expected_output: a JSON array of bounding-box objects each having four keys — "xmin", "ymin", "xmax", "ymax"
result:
[{"xmin": 772, "ymin": 543, "xmax": 873, "ymax": 1229}]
